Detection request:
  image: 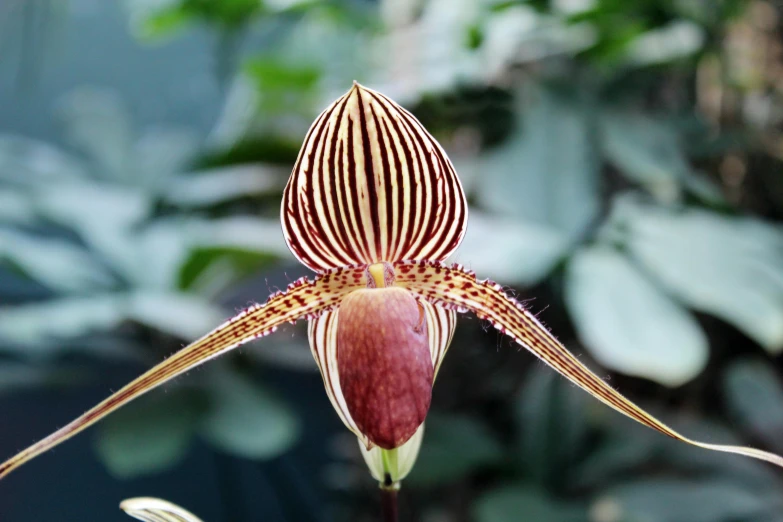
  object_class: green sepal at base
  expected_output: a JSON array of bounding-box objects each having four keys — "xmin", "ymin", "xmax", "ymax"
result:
[{"xmin": 359, "ymin": 423, "xmax": 424, "ymax": 484}]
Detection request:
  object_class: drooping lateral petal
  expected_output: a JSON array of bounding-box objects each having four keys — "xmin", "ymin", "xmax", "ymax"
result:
[
  {"xmin": 394, "ymin": 260, "xmax": 783, "ymax": 468},
  {"xmin": 120, "ymin": 497, "xmax": 204, "ymax": 522},
  {"xmin": 420, "ymin": 300, "xmax": 457, "ymax": 379},
  {"xmin": 0, "ymin": 266, "xmax": 369, "ymax": 480},
  {"xmin": 282, "ymin": 82, "xmax": 468, "ymax": 272}
]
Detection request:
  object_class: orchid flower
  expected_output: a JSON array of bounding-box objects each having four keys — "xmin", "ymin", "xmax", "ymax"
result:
[{"xmin": 2, "ymin": 83, "xmax": 783, "ymax": 489}]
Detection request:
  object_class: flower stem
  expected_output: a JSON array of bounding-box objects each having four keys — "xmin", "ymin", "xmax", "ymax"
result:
[{"xmin": 380, "ymin": 483, "xmax": 399, "ymax": 522}]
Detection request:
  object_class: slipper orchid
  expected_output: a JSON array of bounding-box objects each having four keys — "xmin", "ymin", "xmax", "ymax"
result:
[{"xmin": 2, "ymin": 82, "xmax": 783, "ymax": 487}]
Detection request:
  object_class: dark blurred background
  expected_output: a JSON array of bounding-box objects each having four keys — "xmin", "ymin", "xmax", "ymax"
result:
[{"xmin": 2, "ymin": 0, "xmax": 783, "ymax": 521}]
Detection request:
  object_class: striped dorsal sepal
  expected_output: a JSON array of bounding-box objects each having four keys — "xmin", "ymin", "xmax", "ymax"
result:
[
  {"xmin": 0, "ymin": 265, "xmax": 370, "ymax": 480},
  {"xmin": 393, "ymin": 260, "xmax": 783, "ymax": 468},
  {"xmin": 282, "ymin": 82, "xmax": 468, "ymax": 272}
]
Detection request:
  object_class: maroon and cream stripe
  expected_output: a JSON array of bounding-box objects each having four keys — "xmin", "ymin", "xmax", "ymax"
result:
[
  {"xmin": 394, "ymin": 260, "xmax": 783, "ymax": 469},
  {"xmin": 0, "ymin": 266, "xmax": 370, "ymax": 480},
  {"xmin": 281, "ymin": 82, "xmax": 468, "ymax": 273}
]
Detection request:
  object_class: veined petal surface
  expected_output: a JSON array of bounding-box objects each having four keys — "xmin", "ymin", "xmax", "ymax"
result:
[
  {"xmin": 394, "ymin": 260, "xmax": 783, "ymax": 469},
  {"xmin": 0, "ymin": 265, "xmax": 369, "ymax": 480},
  {"xmin": 420, "ymin": 300, "xmax": 457, "ymax": 378},
  {"xmin": 282, "ymin": 83, "xmax": 468, "ymax": 272},
  {"xmin": 308, "ymin": 309, "xmax": 369, "ymax": 446}
]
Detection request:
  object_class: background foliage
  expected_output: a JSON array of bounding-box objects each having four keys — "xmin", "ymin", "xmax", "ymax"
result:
[{"xmin": 2, "ymin": 0, "xmax": 783, "ymax": 520}]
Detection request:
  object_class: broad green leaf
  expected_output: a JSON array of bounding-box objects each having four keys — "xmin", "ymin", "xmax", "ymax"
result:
[
  {"xmin": 373, "ymin": 0, "xmax": 485, "ymax": 95},
  {"xmin": 0, "ymin": 295, "xmax": 125, "ymax": 354},
  {"xmin": 0, "ymin": 190, "xmax": 34, "ymax": 224},
  {"xmin": 34, "ymin": 182, "xmax": 152, "ymax": 235},
  {"xmin": 479, "ymin": 84, "xmax": 600, "ymax": 242},
  {"xmin": 165, "ymin": 164, "xmax": 287, "ymax": 207},
  {"xmin": 599, "ymin": 478, "xmax": 781, "ymax": 522},
  {"xmin": 177, "ymin": 247, "xmax": 277, "ymax": 294},
  {"xmin": 452, "ymin": 212, "xmax": 568, "ymax": 285},
  {"xmin": 134, "ymin": 128, "xmax": 199, "ymax": 192},
  {"xmin": 124, "ymin": 0, "xmax": 192, "ymax": 40},
  {"xmin": 119, "ymin": 220, "xmax": 191, "ymax": 289},
  {"xmin": 574, "ymin": 412, "xmax": 783, "ymax": 493},
  {"xmin": 190, "ymin": 216, "xmax": 292, "ymax": 259},
  {"xmin": 244, "ymin": 333, "xmax": 319, "ymax": 371},
  {"xmin": 114, "ymin": 217, "xmax": 290, "ymax": 290},
  {"xmin": 615, "ymin": 198, "xmax": 783, "ymax": 353},
  {"xmin": 724, "ymin": 358, "xmax": 783, "ymax": 453},
  {"xmin": 95, "ymin": 389, "xmax": 206, "ymax": 478},
  {"xmin": 407, "ymin": 412, "xmax": 503, "ymax": 487},
  {"xmin": 565, "ymin": 246, "xmax": 708, "ymax": 386},
  {"xmin": 601, "ymin": 111, "xmax": 688, "ymax": 201},
  {"xmin": 199, "ymin": 368, "xmax": 300, "ymax": 459},
  {"xmin": 0, "ymin": 291, "xmax": 223, "ymax": 354},
  {"xmin": 31, "ymin": 182, "xmax": 155, "ymax": 287},
  {"xmin": 515, "ymin": 366, "xmax": 589, "ymax": 486},
  {"xmin": 207, "ymin": 76, "xmax": 259, "ymax": 150},
  {"xmin": 57, "ymin": 87, "xmax": 134, "ymax": 182},
  {"xmin": 624, "ymin": 20, "xmax": 704, "ymax": 65},
  {"xmin": 126, "ymin": 291, "xmax": 227, "ymax": 341},
  {"xmin": 474, "ymin": 484, "xmax": 585, "ymax": 522},
  {"xmin": 0, "ymin": 228, "xmax": 115, "ymax": 292},
  {"xmin": 0, "ymin": 363, "xmax": 83, "ymax": 393},
  {"xmin": 0, "ymin": 135, "xmax": 86, "ymax": 185}
]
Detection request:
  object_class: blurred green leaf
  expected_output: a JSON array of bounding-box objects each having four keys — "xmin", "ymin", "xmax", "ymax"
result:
[
  {"xmin": 135, "ymin": 128, "xmax": 199, "ymax": 192},
  {"xmin": 515, "ymin": 366, "xmax": 589, "ymax": 487},
  {"xmin": 127, "ymin": 0, "xmax": 263, "ymax": 37},
  {"xmin": 724, "ymin": 358, "xmax": 783, "ymax": 453},
  {"xmin": 600, "ymin": 478, "xmax": 781, "ymax": 522},
  {"xmin": 95, "ymin": 389, "xmax": 206, "ymax": 478},
  {"xmin": 241, "ymin": 56, "xmax": 321, "ymax": 119},
  {"xmin": 0, "ymin": 135, "xmax": 86, "ymax": 184},
  {"xmin": 624, "ymin": 20, "xmax": 704, "ymax": 66},
  {"xmin": 0, "ymin": 290, "xmax": 224, "ymax": 354},
  {"xmin": 126, "ymin": 291, "xmax": 227, "ymax": 341},
  {"xmin": 33, "ymin": 182, "xmax": 153, "ymax": 242},
  {"xmin": 574, "ymin": 412, "xmax": 783, "ymax": 493},
  {"xmin": 601, "ymin": 111, "xmax": 688, "ymax": 201},
  {"xmin": 452, "ymin": 212, "xmax": 568, "ymax": 285},
  {"xmin": 613, "ymin": 197, "xmax": 783, "ymax": 353},
  {"xmin": 199, "ymin": 368, "xmax": 300, "ymax": 459},
  {"xmin": 133, "ymin": 5, "xmax": 192, "ymax": 40},
  {"xmin": 0, "ymin": 363, "xmax": 84, "ymax": 393},
  {"xmin": 178, "ymin": 247, "xmax": 277, "ymax": 292},
  {"xmin": 244, "ymin": 56, "xmax": 320, "ymax": 92},
  {"xmin": 0, "ymin": 228, "xmax": 115, "ymax": 293},
  {"xmin": 58, "ymin": 87, "xmax": 134, "ymax": 182},
  {"xmin": 407, "ymin": 412, "xmax": 503, "ymax": 487},
  {"xmin": 479, "ymin": 83, "xmax": 600, "ymax": 243},
  {"xmin": 165, "ymin": 164, "xmax": 287, "ymax": 207},
  {"xmin": 0, "ymin": 295, "xmax": 126, "ymax": 354},
  {"xmin": 565, "ymin": 246, "xmax": 708, "ymax": 386},
  {"xmin": 474, "ymin": 484, "xmax": 585, "ymax": 522},
  {"xmin": 0, "ymin": 189, "xmax": 34, "ymax": 225}
]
